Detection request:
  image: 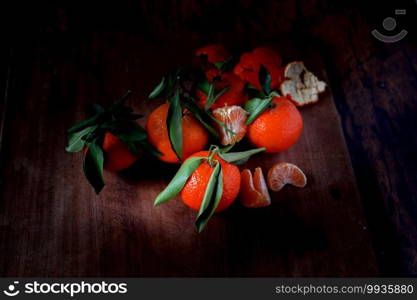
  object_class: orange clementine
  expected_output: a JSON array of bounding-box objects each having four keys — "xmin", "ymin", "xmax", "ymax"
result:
[
  {"xmin": 102, "ymin": 132, "xmax": 137, "ymax": 172},
  {"xmin": 239, "ymin": 167, "xmax": 271, "ymax": 208},
  {"xmin": 146, "ymin": 103, "xmax": 209, "ymax": 163},
  {"xmin": 196, "ymin": 70, "xmax": 247, "ymax": 110},
  {"xmin": 212, "ymin": 105, "xmax": 248, "ymax": 145},
  {"xmin": 180, "ymin": 151, "xmax": 241, "ymax": 212},
  {"xmin": 234, "ymin": 47, "xmax": 283, "ymax": 91},
  {"xmin": 267, "ymin": 162, "xmax": 307, "ymax": 191},
  {"xmin": 247, "ymin": 96, "xmax": 303, "ymax": 153},
  {"xmin": 195, "ymin": 44, "xmax": 230, "ymax": 63}
]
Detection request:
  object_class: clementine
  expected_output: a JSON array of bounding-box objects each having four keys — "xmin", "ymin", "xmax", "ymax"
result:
[
  {"xmin": 195, "ymin": 44, "xmax": 230, "ymax": 64},
  {"xmin": 102, "ymin": 132, "xmax": 137, "ymax": 172},
  {"xmin": 146, "ymin": 103, "xmax": 209, "ymax": 163},
  {"xmin": 196, "ymin": 69, "xmax": 247, "ymax": 110},
  {"xmin": 180, "ymin": 151, "xmax": 241, "ymax": 212},
  {"xmin": 247, "ymin": 96, "xmax": 303, "ymax": 153},
  {"xmin": 234, "ymin": 47, "xmax": 283, "ymax": 91}
]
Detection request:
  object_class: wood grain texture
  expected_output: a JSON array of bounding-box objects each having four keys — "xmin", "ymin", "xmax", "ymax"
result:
[{"xmin": 0, "ymin": 0, "xmax": 416, "ymax": 276}]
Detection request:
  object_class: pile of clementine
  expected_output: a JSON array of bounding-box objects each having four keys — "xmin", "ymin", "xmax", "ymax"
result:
[{"xmin": 66, "ymin": 44, "xmax": 326, "ymax": 232}]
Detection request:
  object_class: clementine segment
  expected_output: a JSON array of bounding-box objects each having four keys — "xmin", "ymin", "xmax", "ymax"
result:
[
  {"xmin": 180, "ymin": 151, "xmax": 241, "ymax": 212},
  {"xmin": 102, "ymin": 132, "xmax": 137, "ymax": 172},
  {"xmin": 146, "ymin": 103, "xmax": 209, "ymax": 163},
  {"xmin": 247, "ymin": 96, "xmax": 303, "ymax": 153},
  {"xmin": 239, "ymin": 167, "xmax": 271, "ymax": 208},
  {"xmin": 267, "ymin": 162, "xmax": 307, "ymax": 191}
]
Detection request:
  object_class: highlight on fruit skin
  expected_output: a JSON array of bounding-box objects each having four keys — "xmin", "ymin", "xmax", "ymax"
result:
[
  {"xmin": 212, "ymin": 105, "xmax": 248, "ymax": 146},
  {"xmin": 146, "ymin": 103, "xmax": 209, "ymax": 163},
  {"xmin": 102, "ymin": 132, "xmax": 138, "ymax": 172},
  {"xmin": 280, "ymin": 61, "xmax": 326, "ymax": 107},
  {"xmin": 267, "ymin": 162, "xmax": 307, "ymax": 192},
  {"xmin": 247, "ymin": 96, "xmax": 303, "ymax": 153},
  {"xmin": 239, "ymin": 167, "xmax": 271, "ymax": 208}
]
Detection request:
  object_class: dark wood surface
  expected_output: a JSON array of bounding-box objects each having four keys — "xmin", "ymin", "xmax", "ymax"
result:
[{"xmin": 0, "ymin": 0, "xmax": 416, "ymax": 276}]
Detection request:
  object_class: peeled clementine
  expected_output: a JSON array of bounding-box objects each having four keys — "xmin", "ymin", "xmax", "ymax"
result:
[
  {"xmin": 212, "ymin": 105, "xmax": 248, "ymax": 145},
  {"xmin": 247, "ymin": 96, "xmax": 303, "ymax": 153},
  {"xmin": 146, "ymin": 103, "xmax": 209, "ymax": 163}
]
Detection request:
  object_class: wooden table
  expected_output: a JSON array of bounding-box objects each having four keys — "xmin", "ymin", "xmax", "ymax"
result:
[{"xmin": 1, "ymin": 0, "xmax": 416, "ymax": 276}]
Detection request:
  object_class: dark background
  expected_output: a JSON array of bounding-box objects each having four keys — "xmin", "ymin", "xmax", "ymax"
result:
[{"xmin": 1, "ymin": 0, "xmax": 416, "ymax": 276}]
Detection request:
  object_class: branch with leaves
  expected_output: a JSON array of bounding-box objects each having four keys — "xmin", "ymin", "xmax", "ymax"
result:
[
  {"xmin": 66, "ymin": 90, "xmax": 160, "ymax": 194},
  {"xmin": 154, "ymin": 145, "xmax": 265, "ymax": 232}
]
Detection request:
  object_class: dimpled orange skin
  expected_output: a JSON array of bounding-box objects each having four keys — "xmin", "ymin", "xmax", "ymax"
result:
[
  {"xmin": 180, "ymin": 151, "xmax": 241, "ymax": 212},
  {"xmin": 102, "ymin": 132, "xmax": 137, "ymax": 172},
  {"xmin": 248, "ymin": 97, "xmax": 303, "ymax": 153},
  {"xmin": 146, "ymin": 103, "xmax": 209, "ymax": 163}
]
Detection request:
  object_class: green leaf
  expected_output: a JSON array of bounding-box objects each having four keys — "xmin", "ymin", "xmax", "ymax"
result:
[
  {"xmin": 259, "ymin": 65, "xmax": 272, "ymax": 95},
  {"xmin": 68, "ymin": 113, "xmax": 103, "ymax": 134},
  {"xmin": 138, "ymin": 140, "xmax": 162, "ymax": 157},
  {"xmin": 83, "ymin": 140, "xmax": 105, "ymax": 194},
  {"xmin": 219, "ymin": 57, "xmax": 235, "ymax": 72},
  {"xmin": 210, "ymin": 85, "xmax": 230, "ymax": 108},
  {"xmin": 209, "ymin": 112, "xmax": 236, "ymax": 136},
  {"xmin": 91, "ymin": 104, "xmax": 105, "ymax": 114},
  {"xmin": 184, "ymin": 102, "xmax": 220, "ymax": 139},
  {"xmin": 214, "ymin": 62, "xmax": 224, "ymax": 69},
  {"xmin": 124, "ymin": 141, "xmax": 140, "ymax": 156},
  {"xmin": 204, "ymin": 83, "xmax": 216, "ymax": 110},
  {"xmin": 109, "ymin": 90, "xmax": 132, "ymax": 110},
  {"xmin": 68, "ymin": 91, "xmax": 134, "ymax": 134},
  {"xmin": 116, "ymin": 124, "xmax": 147, "ymax": 142},
  {"xmin": 117, "ymin": 130, "xmax": 147, "ymax": 142},
  {"xmin": 66, "ymin": 125, "xmax": 98, "ymax": 153},
  {"xmin": 154, "ymin": 156, "xmax": 204, "ymax": 205},
  {"xmin": 148, "ymin": 76, "xmax": 166, "ymax": 99},
  {"xmin": 244, "ymin": 97, "xmax": 272, "ymax": 125},
  {"xmin": 163, "ymin": 73, "xmax": 177, "ymax": 98},
  {"xmin": 195, "ymin": 163, "xmax": 223, "ymax": 232},
  {"xmin": 218, "ymin": 144, "xmax": 235, "ymax": 154},
  {"xmin": 244, "ymin": 97, "xmax": 262, "ymax": 115},
  {"xmin": 197, "ymin": 77, "xmax": 210, "ymax": 95},
  {"xmin": 149, "ymin": 70, "xmax": 181, "ymax": 100},
  {"xmin": 218, "ymin": 147, "xmax": 265, "ymax": 164},
  {"xmin": 101, "ymin": 120, "xmax": 147, "ymax": 142},
  {"xmin": 167, "ymin": 90, "xmax": 183, "ymax": 160}
]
